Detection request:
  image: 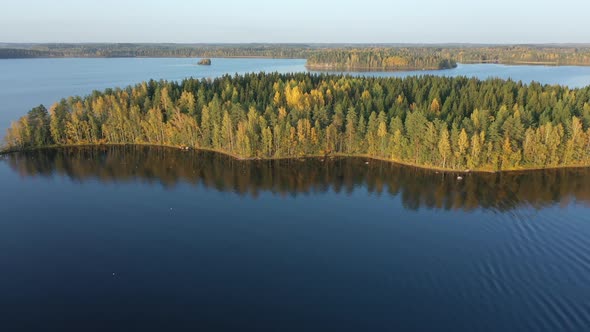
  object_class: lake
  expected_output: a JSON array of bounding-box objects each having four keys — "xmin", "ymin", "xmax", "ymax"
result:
[
  {"xmin": 2, "ymin": 57, "xmax": 590, "ymax": 132},
  {"xmin": 1, "ymin": 58, "xmax": 590, "ymax": 331},
  {"xmin": 2, "ymin": 146, "xmax": 590, "ymax": 331}
]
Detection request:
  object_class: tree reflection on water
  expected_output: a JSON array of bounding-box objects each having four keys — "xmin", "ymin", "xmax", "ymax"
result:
[{"xmin": 6, "ymin": 146, "xmax": 590, "ymax": 211}]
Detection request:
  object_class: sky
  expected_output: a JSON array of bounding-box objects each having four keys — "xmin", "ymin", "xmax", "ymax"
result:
[{"xmin": 0, "ymin": 0, "xmax": 588, "ymax": 44}]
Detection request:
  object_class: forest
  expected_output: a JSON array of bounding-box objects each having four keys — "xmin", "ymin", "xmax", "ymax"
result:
[
  {"xmin": 454, "ymin": 46, "xmax": 590, "ymax": 65},
  {"xmin": 0, "ymin": 43, "xmax": 316, "ymax": 59},
  {"xmin": 305, "ymin": 48, "xmax": 457, "ymax": 71},
  {"xmin": 4, "ymin": 73, "xmax": 590, "ymax": 172}
]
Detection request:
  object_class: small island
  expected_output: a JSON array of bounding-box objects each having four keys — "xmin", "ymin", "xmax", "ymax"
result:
[
  {"xmin": 3, "ymin": 73, "xmax": 590, "ymax": 173},
  {"xmin": 197, "ymin": 58, "xmax": 212, "ymax": 66}
]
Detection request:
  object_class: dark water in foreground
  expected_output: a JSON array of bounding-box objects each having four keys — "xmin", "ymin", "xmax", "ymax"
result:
[{"xmin": 1, "ymin": 146, "xmax": 590, "ymax": 331}]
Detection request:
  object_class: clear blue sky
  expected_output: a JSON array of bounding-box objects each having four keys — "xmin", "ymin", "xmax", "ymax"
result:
[{"xmin": 1, "ymin": 0, "xmax": 588, "ymax": 44}]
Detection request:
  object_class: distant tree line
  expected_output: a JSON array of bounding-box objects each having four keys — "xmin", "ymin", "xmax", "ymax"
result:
[
  {"xmin": 0, "ymin": 48, "xmax": 50, "ymax": 58},
  {"xmin": 454, "ymin": 46, "xmax": 590, "ymax": 65},
  {"xmin": 0, "ymin": 44, "xmax": 316, "ymax": 59},
  {"xmin": 4, "ymin": 73, "xmax": 590, "ymax": 171},
  {"xmin": 306, "ymin": 48, "xmax": 457, "ymax": 71},
  {"xmin": 3, "ymin": 44, "xmax": 590, "ymax": 68}
]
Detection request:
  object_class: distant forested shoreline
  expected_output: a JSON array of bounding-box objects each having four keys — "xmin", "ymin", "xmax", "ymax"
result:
[
  {"xmin": 305, "ymin": 48, "xmax": 457, "ymax": 71},
  {"xmin": 2, "ymin": 44, "xmax": 590, "ymax": 71},
  {"xmin": 4, "ymin": 73, "xmax": 590, "ymax": 172},
  {"xmin": 0, "ymin": 44, "xmax": 316, "ymax": 59}
]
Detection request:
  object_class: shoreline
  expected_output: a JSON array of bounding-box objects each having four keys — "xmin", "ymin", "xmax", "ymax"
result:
[
  {"xmin": 458, "ymin": 60, "xmax": 576, "ymax": 66},
  {"xmin": 3, "ymin": 143, "xmax": 589, "ymax": 174},
  {"xmin": 305, "ymin": 65, "xmax": 450, "ymax": 72}
]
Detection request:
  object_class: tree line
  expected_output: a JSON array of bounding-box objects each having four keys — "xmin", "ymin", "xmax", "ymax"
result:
[
  {"xmin": 454, "ymin": 46, "xmax": 590, "ymax": 65},
  {"xmin": 3, "ymin": 44, "xmax": 590, "ymax": 68},
  {"xmin": 306, "ymin": 48, "xmax": 457, "ymax": 71},
  {"xmin": 0, "ymin": 44, "xmax": 316, "ymax": 59},
  {"xmin": 4, "ymin": 72, "xmax": 590, "ymax": 172}
]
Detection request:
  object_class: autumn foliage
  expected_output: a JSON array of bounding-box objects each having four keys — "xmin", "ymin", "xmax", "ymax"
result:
[{"xmin": 5, "ymin": 73, "xmax": 590, "ymax": 171}]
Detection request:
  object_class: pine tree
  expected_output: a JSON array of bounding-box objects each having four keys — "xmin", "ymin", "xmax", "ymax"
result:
[
  {"xmin": 438, "ymin": 127, "xmax": 451, "ymax": 168},
  {"xmin": 456, "ymin": 128, "xmax": 469, "ymax": 168}
]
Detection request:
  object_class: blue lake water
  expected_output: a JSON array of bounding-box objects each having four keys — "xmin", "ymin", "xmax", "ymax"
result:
[
  {"xmin": 1, "ymin": 57, "xmax": 590, "ymax": 131},
  {"xmin": 1, "ymin": 58, "xmax": 590, "ymax": 331}
]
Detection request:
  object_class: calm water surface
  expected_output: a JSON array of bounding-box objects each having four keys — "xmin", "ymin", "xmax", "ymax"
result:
[
  {"xmin": 1, "ymin": 58, "xmax": 590, "ymax": 130},
  {"xmin": 1, "ymin": 58, "xmax": 590, "ymax": 331},
  {"xmin": 1, "ymin": 147, "xmax": 590, "ymax": 331}
]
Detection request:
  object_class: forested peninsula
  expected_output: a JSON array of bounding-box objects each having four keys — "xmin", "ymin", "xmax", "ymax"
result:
[
  {"xmin": 4, "ymin": 73, "xmax": 590, "ymax": 172},
  {"xmin": 305, "ymin": 48, "xmax": 457, "ymax": 71}
]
